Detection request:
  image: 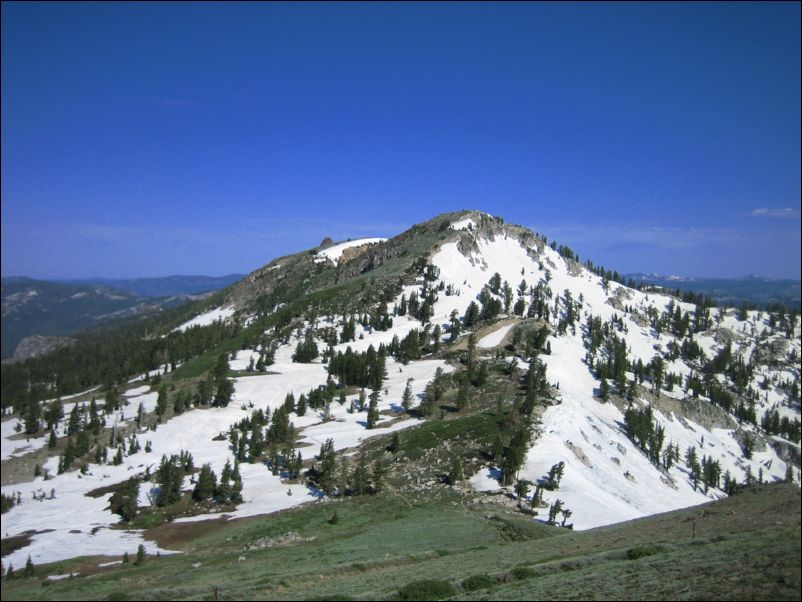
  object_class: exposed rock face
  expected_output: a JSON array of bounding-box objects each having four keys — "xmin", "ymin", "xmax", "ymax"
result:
[
  {"xmin": 750, "ymin": 338, "xmax": 790, "ymax": 367},
  {"xmin": 770, "ymin": 438, "xmax": 801, "ymax": 468},
  {"xmin": 13, "ymin": 335, "xmax": 75, "ymax": 361},
  {"xmin": 733, "ymin": 426, "xmax": 769, "ymax": 453},
  {"xmin": 617, "ymin": 390, "xmax": 737, "ymax": 431},
  {"xmin": 607, "ymin": 286, "xmax": 633, "ymax": 311},
  {"xmin": 565, "ymin": 441, "xmax": 593, "ymax": 468}
]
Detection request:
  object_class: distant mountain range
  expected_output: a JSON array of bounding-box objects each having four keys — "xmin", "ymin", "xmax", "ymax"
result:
[
  {"xmin": 1, "ymin": 274, "xmax": 242, "ymax": 359},
  {"xmin": 54, "ymin": 274, "xmax": 244, "ymax": 298},
  {"xmin": 624, "ymin": 273, "xmax": 801, "ymax": 310}
]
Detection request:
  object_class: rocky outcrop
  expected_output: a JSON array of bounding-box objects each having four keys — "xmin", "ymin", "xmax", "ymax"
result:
[
  {"xmin": 770, "ymin": 437, "xmax": 801, "ymax": 468},
  {"xmin": 13, "ymin": 335, "xmax": 75, "ymax": 361}
]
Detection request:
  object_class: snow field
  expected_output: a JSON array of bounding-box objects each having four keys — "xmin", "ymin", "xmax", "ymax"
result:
[
  {"xmin": 2, "ymin": 317, "xmax": 447, "ymax": 568},
  {"xmin": 314, "ymin": 238, "xmax": 387, "ymax": 265},
  {"xmin": 477, "ymin": 323, "xmax": 515, "ymax": 349},
  {"xmin": 174, "ymin": 306, "xmax": 235, "ymax": 332}
]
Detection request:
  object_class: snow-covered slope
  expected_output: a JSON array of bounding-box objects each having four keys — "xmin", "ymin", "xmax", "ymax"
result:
[
  {"xmin": 2, "ymin": 211, "xmax": 799, "ymax": 568},
  {"xmin": 1, "ymin": 316, "xmax": 447, "ymax": 568}
]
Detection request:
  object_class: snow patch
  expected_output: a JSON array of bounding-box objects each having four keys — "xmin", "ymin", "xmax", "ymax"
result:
[
  {"xmin": 314, "ymin": 238, "xmax": 386, "ymax": 265},
  {"xmin": 174, "ymin": 306, "xmax": 235, "ymax": 332}
]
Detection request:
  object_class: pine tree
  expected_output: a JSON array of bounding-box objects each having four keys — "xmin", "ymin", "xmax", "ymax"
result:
[
  {"xmin": 67, "ymin": 403, "xmax": 81, "ymax": 436},
  {"xmin": 216, "ymin": 461, "xmax": 232, "ymax": 502},
  {"xmin": 156, "ymin": 385, "xmax": 168, "ymax": 422},
  {"xmin": 110, "ymin": 477, "xmax": 140, "ymax": 521},
  {"xmin": 352, "ymin": 451, "xmax": 370, "ymax": 495},
  {"xmin": 24, "ymin": 555, "xmax": 34, "ymax": 578},
  {"xmin": 156, "ymin": 455, "xmax": 183, "ymax": 506},
  {"xmin": 389, "ymin": 431, "xmax": 401, "ymax": 454},
  {"xmin": 44, "ymin": 398, "xmax": 64, "ymax": 431},
  {"xmin": 463, "ymin": 301, "xmax": 480, "ymax": 328},
  {"xmin": 248, "ymin": 424, "xmax": 264, "ymax": 462},
  {"xmin": 371, "ymin": 456, "xmax": 385, "ymax": 494},
  {"xmin": 685, "ymin": 446, "xmax": 700, "ymax": 491},
  {"xmin": 231, "ymin": 471, "xmax": 244, "ymax": 503},
  {"xmin": 23, "ymin": 398, "xmax": 41, "ymax": 435},
  {"xmin": 401, "ymin": 379, "xmax": 414, "ymax": 412},
  {"xmin": 317, "ymin": 439, "xmax": 337, "ymax": 496},
  {"xmin": 547, "ymin": 499, "xmax": 564, "ymax": 525},
  {"xmin": 514, "ymin": 479, "xmax": 531, "ymax": 507},
  {"xmin": 366, "ymin": 391, "xmax": 380, "ymax": 429},
  {"xmin": 456, "ymin": 379, "xmax": 469, "ymax": 411},
  {"xmin": 193, "ymin": 464, "xmax": 217, "ymax": 501},
  {"xmin": 445, "ymin": 452, "xmax": 463, "ymax": 486},
  {"xmin": 135, "ymin": 544, "xmax": 146, "ymax": 565},
  {"xmin": 213, "ymin": 379, "xmax": 234, "ymax": 408},
  {"xmin": 544, "ymin": 461, "xmax": 565, "ymax": 490},
  {"xmin": 293, "ymin": 329, "xmax": 319, "ymax": 363},
  {"xmin": 500, "ymin": 426, "xmax": 531, "ymax": 486},
  {"xmin": 474, "ymin": 361, "xmax": 488, "ymax": 387}
]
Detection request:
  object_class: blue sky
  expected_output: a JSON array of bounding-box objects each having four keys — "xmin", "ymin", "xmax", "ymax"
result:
[{"xmin": 2, "ymin": 2, "xmax": 800, "ymax": 279}]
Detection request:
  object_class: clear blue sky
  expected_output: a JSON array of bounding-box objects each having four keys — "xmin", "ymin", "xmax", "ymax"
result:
[{"xmin": 2, "ymin": 2, "xmax": 800, "ymax": 279}]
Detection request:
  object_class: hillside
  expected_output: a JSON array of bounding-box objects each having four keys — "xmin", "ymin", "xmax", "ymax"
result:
[
  {"xmin": 0, "ymin": 277, "xmax": 234, "ymax": 360},
  {"xmin": 1, "ymin": 482, "xmax": 798, "ymax": 601},
  {"xmin": 1, "ymin": 210, "xmax": 799, "ymax": 598}
]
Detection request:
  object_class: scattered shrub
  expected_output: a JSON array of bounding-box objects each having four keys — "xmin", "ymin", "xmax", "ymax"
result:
[
  {"xmin": 509, "ymin": 566, "xmax": 535, "ymax": 580},
  {"xmin": 462, "ymin": 574, "xmax": 496, "ymax": 591},
  {"xmin": 626, "ymin": 544, "xmax": 664, "ymax": 560},
  {"xmin": 397, "ymin": 579, "xmax": 456, "ymax": 601}
]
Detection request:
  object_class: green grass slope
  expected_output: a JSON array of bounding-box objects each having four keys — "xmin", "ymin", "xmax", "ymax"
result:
[{"xmin": 2, "ymin": 483, "xmax": 798, "ymax": 601}]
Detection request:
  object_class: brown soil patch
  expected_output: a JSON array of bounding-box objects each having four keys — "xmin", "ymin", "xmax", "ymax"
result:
[{"xmin": 143, "ymin": 515, "xmax": 232, "ymax": 550}]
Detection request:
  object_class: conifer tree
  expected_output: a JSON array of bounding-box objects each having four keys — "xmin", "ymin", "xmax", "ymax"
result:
[
  {"xmin": 548, "ymin": 499, "xmax": 564, "ymax": 525},
  {"xmin": 67, "ymin": 403, "xmax": 82, "ymax": 436},
  {"xmin": 352, "ymin": 451, "xmax": 370, "ymax": 495},
  {"xmin": 463, "ymin": 301, "xmax": 480, "ymax": 328},
  {"xmin": 500, "ymin": 426, "xmax": 531, "ymax": 486},
  {"xmin": 217, "ymin": 461, "xmax": 232, "ymax": 502},
  {"xmin": 366, "ymin": 391, "xmax": 380, "ymax": 429},
  {"xmin": 372, "ymin": 456, "xmax": 385, "ymax": 494},
  {"xmin": 401, "ymin": 379, "xmax": 414, "ymax": 412},
  {"xmin": 317, "ymin": 439, "xmax": 337, "ymax": 496},
  {"xmin": 228, "ymin": 461, "xmax": 243, "ymax": 503},
  {"xmin": 514, "ymin": 479, "xmax": 531, "ymax": 507},
  {"xmin": 44, "ymin": 399, "xmax": 64, "ymax": 431},
  {"xmin": 448, "ymin": 452, "xmax": 464, "ymax": 485},
  {"xmin": 156, "ymin": 385, "xmax": 168, "ymax": 421},
  {"xmin": 685, "ymin": 446, "xmax": 700, "ymax": 491},
  {"xmin": 110, "ymin": 477, "xmax": 140, "ymax": 521},
  {"xmin": 193, "ymin": 464, "xmax": 217, "ymax": 501},
  {"xmin": 456, "ymin": 378, "xmax": 469, "ymax": 411}
]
